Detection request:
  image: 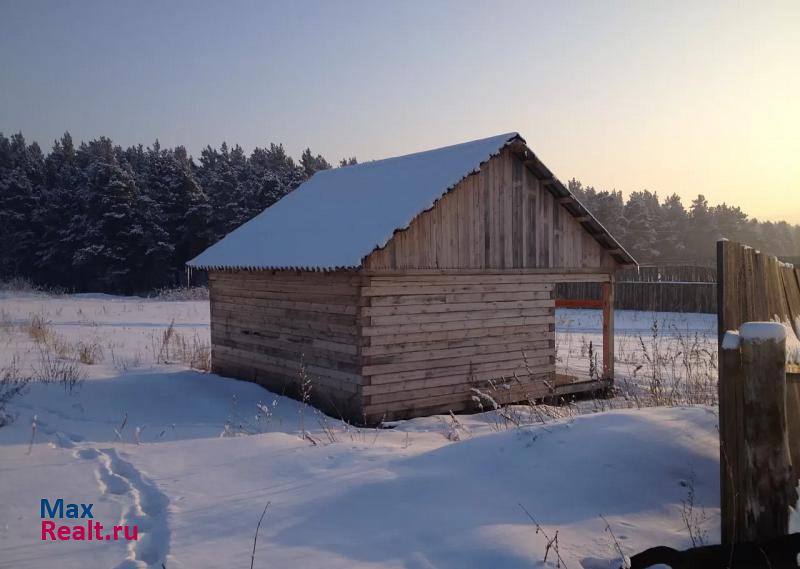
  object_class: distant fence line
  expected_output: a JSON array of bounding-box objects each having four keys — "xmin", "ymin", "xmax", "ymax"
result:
[{"xmin": 558, "ymin": 264, "xmax": 718, "ymax": 313}]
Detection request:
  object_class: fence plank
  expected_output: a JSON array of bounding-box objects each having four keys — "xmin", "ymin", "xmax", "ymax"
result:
[{"xmin": 717, "ymin": 241, "xmax": 800, "ymax": 544}]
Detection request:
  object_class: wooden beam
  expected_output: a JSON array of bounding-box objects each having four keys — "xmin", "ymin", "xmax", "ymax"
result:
[
  {"xmin": 601, "ymin": 277, "xmax": 615, "ymax": 380},
  {"xmin": 552, "ymin": 378, "xmax": 612, "ymax": 396},
  {"xmin": 360, "ymin": 268, "xmax": 614, "ymax": 278},
  {"xmin": 555, "ymin": 299, "xmax": 604, "ymax": 309}
]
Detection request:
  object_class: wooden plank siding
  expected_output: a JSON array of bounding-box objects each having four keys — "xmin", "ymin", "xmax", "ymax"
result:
[
  {"xmin": 208, "ymin": 270, "xmax": 364, "ymax": 419},
  {"xmin": 207, "ymin": 270, "xmax": 607, "ymax": 423},
  {"xmin": 363, "ymin": 148, "xmax": 618, "ymax": 271},
  {"xmin": 359, "ymin": 273, "xmax": 559, "ymax": 422},
  {"xmin": 203, "ymin": 149, "xmax": 623, "ymax": 423}
]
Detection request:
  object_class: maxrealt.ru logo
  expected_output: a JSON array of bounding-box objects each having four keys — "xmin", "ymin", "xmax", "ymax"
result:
[{"xmin": 40, "ymin": 498, "xmax": 138, "ymax": 541}]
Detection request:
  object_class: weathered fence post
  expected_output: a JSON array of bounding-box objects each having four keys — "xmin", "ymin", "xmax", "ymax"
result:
[
  {"xmin": 719, "ymin": 330, "xmax": 743, "ymax": 544},
  {"xmin": 720, "ymin": 322, "xmax": 795, "ymax": 543},
  {"xmin": 601, "ymin": 277, "xmax": 615, "ymax": 380}
]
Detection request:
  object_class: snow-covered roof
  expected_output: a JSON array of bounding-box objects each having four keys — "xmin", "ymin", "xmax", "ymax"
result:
[{"xmin": 189, "ymin": 132, "xmax": 635, "ymax": 270}]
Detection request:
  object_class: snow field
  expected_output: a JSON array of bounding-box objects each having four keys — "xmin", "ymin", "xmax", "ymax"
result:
[{"xmin": 0, "ymin": 292, "xmax": 721, "ymax": 569}]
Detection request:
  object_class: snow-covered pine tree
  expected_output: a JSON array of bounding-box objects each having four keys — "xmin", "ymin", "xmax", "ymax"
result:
[
  {"xmin": 687, "ymin": 195, "xmax": 717, "ymax": 259},
  {"xmin": 70, "ymin": 138, "xmax": 172, "ymax": 292},
  {"xmin": 657, "ymin": 194, "xmax": 688, "ymax": 260},
  {"xmin": 0, "ymin": 133, "xmax": 44, "ymax": 280},
  {"xmin": 624, "ymin": 191, "xmax": 660, "ymax": 261},
  {"xmin": 300, "ymin": 148, "xmax": 331, "ymax": 178},
  {"xmin": 141, "ymin": 142, "xmax": 212, "ymax": 285},
  {"xmin": 197, "ymin": 143, "xmax": 242, "ymax": 240},
  {"xmin": 33, "ymin": 133, "xmax": 81, "ymax": 287}
]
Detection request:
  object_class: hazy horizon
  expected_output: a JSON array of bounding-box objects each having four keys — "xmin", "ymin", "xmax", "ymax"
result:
[{"xmin": 2, "ymin": 0, "xmax": 797, "ymax": 224}]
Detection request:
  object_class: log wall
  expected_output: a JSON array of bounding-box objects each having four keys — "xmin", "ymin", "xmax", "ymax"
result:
[
  {"xmin": 359, "ymin": 272, "xmax": 560, "ymax": 422},
  {"xmin": 208, "ymin": 269, "xmax": 612, "ymax": 423},
  {"xmin": 208, "ymin": 270, "xmax": 363, "ymax": 419}
]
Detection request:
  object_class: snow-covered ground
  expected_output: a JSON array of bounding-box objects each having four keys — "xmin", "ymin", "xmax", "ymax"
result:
[{"xmin": 0, "ymin": 292, "xmax": 720, "ymax": 569}]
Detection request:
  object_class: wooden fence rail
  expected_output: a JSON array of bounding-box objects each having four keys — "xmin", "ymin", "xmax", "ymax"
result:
[
  {"xmin": 559, "ymin": 281, "xmax": 717, "ymax": 313},
  {"xmin": 560, "ymin": 260, "xmax": 798, "ymax": 314},
  {"xmin": 558, "ymin": 264, "xmax": 718, "ymax": 313},
  {"xmin": 717, "ymin": 240, "xmax": 800, "ymax": 544}
]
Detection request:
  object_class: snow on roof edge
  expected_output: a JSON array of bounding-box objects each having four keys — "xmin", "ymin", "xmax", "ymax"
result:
[
  {"xmin": 358, "ymin": 133, "xmax": 524, "ymax": 264},
  {"xmin": 188, "ymin": 131, "xmax": 635, "ymax": 270},
  {"xmin": 188, "ymin": 132, "xmax": 521, "ymax": 270}
]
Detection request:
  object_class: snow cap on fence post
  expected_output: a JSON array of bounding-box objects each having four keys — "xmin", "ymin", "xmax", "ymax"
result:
[
  {"xmin": 721, "ymin": 330, "xmax": 741, "ymax": 351},
  {"xmin": 739, "ymin": 322, "xmax": 787, "ymax": 344}
]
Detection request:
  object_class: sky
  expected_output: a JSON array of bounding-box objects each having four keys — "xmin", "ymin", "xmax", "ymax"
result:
[{"xmin": 1, "ymin": 0, "xmax": 798, "ymax": 224}]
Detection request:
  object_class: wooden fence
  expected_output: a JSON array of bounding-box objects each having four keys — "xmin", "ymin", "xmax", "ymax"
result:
[
  {"xmin": 558, "ymin": 264, "xmax": 717, "ymax": 313},
  {"xmin": 717, "ymin": 240, "xmax": 800, "ymax": 544}
]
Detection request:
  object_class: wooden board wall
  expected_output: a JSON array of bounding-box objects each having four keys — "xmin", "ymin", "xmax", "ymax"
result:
[
  {"xmin": 209, "ymin": 270, "xmax": 363, "ymax": 419},
  {"xmin": 717, "ymin": 241, "xmax": 800, "ymax": 374},
  {"xmin": 716, "ymin": 240, "xmax": 800, "ymax": 542},
  {"xmin": 359, "ymin": 273, "xmax": 560, "ymax": 422},
  {"xmin": 364, "ymin": 148, "xmax": 618, "ymax": 271}
]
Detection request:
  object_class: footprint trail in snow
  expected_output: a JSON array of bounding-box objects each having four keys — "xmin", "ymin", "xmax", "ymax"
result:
[{"xmin": 74, "ymin": 447, "xmax": 171, "ymax": 569}]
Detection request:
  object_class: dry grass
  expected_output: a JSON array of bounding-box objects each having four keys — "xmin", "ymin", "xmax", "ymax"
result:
[
  {"xmin": 77, "ymin": 340, "xmax": 104, "ymax": 365},
  {"xmin": 556, "ymin": 312, "xmax": 717, "ymax": 411},
  {"xmin": 149, "ymin": 320, "xmax": 211, "ymax": 371},
  {"xmin": 0, "ymin": 309, "xmax": 13, "ymax": 335},
  {"xmin": 153, "ymin": 286, "xmax": 209, "ymax": 301},
  {"xmin": 0, "ymin": 357, "xmax": 31, "ymax": 427},
  {"xmin": 467, "ymin": 314, "xmax": 718, "ymax": 434},
  {"xmin": 616, "ymin": 320, "xmax": 717, "ymax": 408},
  {"xmin": 14, "ymin": 312, "xmax": 87, "ymax": 393},
  {"xmin": 31, "ymin": 341, "xmax": 84, "ymax": 393},
  {"xmin": 25, "ymin": 314, "xmax": 53, "ymax": 344},
  {"xmin": 0, "ymin": 278, "xmax": 65, "ymax": 295}
]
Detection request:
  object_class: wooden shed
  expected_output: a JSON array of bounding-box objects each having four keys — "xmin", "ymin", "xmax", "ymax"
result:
[{"xmin": 189, "ymin": 132, "xmax": 636, "ymax": 423}]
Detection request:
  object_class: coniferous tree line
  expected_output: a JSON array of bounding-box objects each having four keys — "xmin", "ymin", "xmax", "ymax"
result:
[
  {"xmin": 0, "ymin": 131, "xmax": 797, "ymax": 293},
  {"xmin": 568, "ymin": 180, "xmax": 800, "ymax": 264},
  {"xmin": 0, "ymin": 132, "xmax": 339, "ymax": 293}
]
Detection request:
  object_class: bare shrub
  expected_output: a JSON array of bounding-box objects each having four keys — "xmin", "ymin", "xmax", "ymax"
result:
[
  {"xmin": 0, "ymin": 278, "xmax": 65, "ymax": 295},
  {"xmin": 174, "ymin": 333, "xmax": 210, "ymax": 371},
  {"xmin": 298, "ymin": 359, "xmax": 313, "ymax": 442},
  {"xmin": 616, "ymin": 317, "xmax": 717, "ymax": 407},
  {"xmin": 0, "ymin": 358, "xmax": 31, "ymax": 427},
  {"xmin": 152, "ymin": 320, "xmax": 177, "ymax": 363},
  {"xmin": 0, "ymin": 309, "xmax": 13, "ymax": 335},
  {"xmin": 221, "ymin": 395, "xmax": 283, "ymax": 437},
  {"xmin": 439, "ymin": 411, "xmax": 470, "ymax": 441},
  {"xmin": 26, "ymin": 314, "xmax": 53, "ymax": 344},
  {"xmin": 109, "ymin": 345, "xmax": 143, "ymax": 371},
  {"xmin": 0, "ymin": 277, "xmax": 38, "ymax": 293},
  {"xmin": 317, "ymin": 412, "xmax": 339, "ymax": 444},
  {"xmin": 519, "ymin": 503, "xmax": 569, "ymax": 568},
  {"xmin": 153, "ymin": 286, "xmax": 209, "ymax": 301},
  {"xmin": 680, "ymin": 471, "xmax": 710, "ymax": 547},
  {"xmin": 32, "ymin": 342, "xmax": 84, "ymax": 393},
  {"xmin": 77, "ymin": 340, "xmax": 104, "ymax": 365},
  {"xmin": 601, "ymin": 514, "xmax": 629, "ymax": 568},
  {"xmin": 149, "ymin": 321, "xmax": 211, "ymax": 371}
]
